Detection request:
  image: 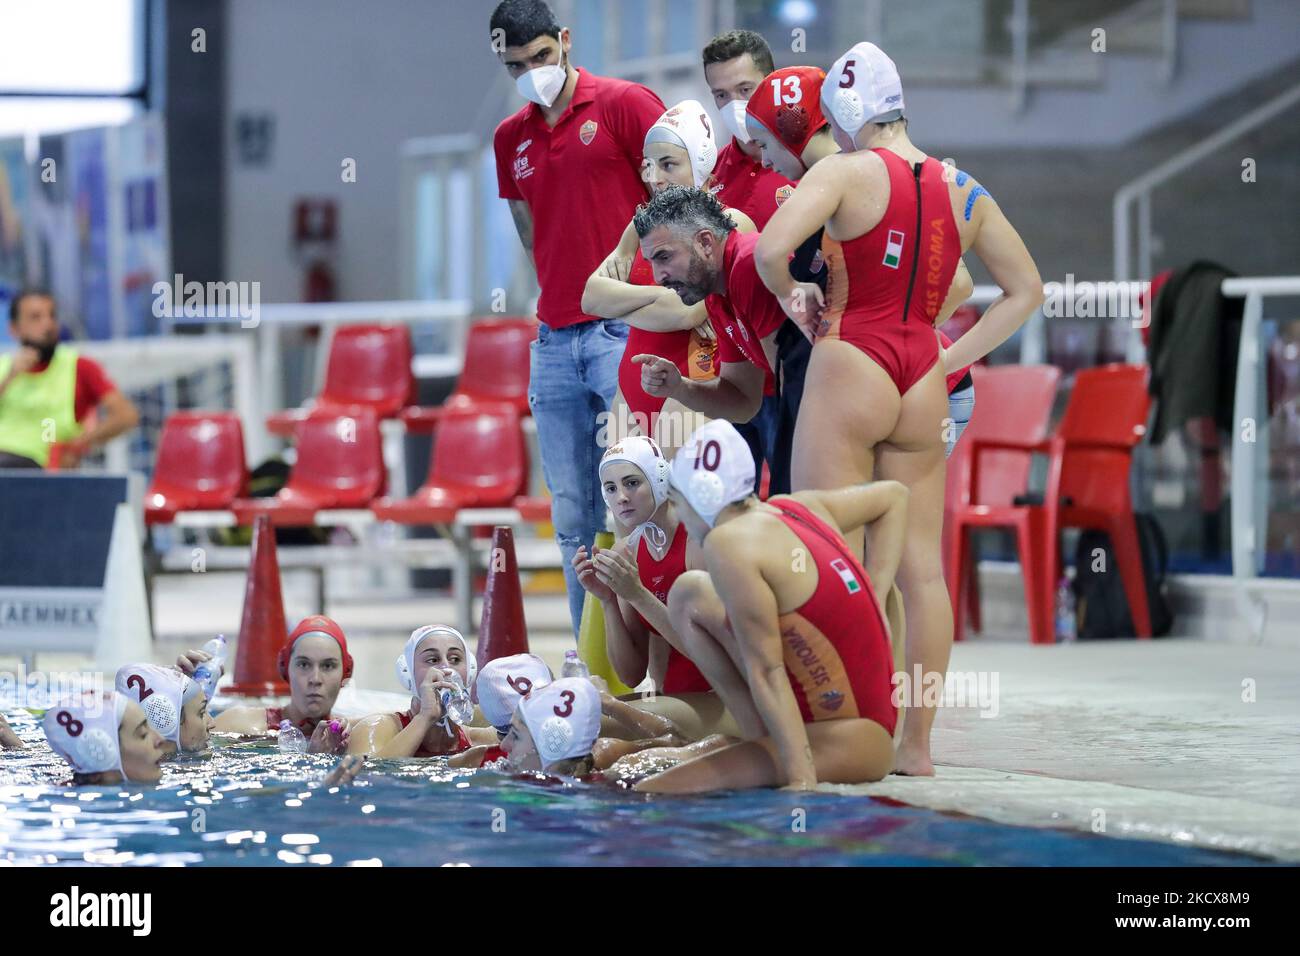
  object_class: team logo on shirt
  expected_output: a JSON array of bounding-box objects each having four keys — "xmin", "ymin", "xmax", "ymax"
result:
[
  {"xmin": 774, "ymin": 185, "xmax": 795, "ymax": 207},
  {"xmin": 516, "ymin": 139, "xmax": 532, "ymax": 154},
  {"xmin": 579, "ymin": 120, "xmax": 598, "ymax": 145},
  {"xmin": 513, "ymin": 154, "xmax": 534, "ymax": 181},
  {"xmin": 819, "ymin": 690, "xmax": 845, "ymax": 712}
]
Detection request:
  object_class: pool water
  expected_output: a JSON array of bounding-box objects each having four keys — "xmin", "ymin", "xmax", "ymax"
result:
[{"xmin": 0, "ymin": 710, "xmax": 1274, "ymax": 866}]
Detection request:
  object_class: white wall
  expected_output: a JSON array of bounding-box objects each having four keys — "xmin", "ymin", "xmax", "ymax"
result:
[
  {"xmin": 224, "ymin": 0, "xmax": 503, "ymax": 302},
  {"xmin": 223, "ymin": 0, "xmax": 1300, "ymax": 303}
]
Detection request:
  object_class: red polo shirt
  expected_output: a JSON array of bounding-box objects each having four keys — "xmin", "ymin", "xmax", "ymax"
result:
[
  {"xmin": 711, "ymin": 139, "xmax": 796, "ymax": 230},
  {"xmin": 494, "ymin": 68, "xmax": 665, "ymax": 329},
  {"xmin": 705, "ymin": 231, "xmax": 785, "ymax": 396}
]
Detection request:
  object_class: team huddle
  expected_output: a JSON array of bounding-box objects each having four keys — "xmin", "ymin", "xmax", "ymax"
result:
[{"xmin": 13, "ymin": 0, "xmax": 1044, "ymax": 793}]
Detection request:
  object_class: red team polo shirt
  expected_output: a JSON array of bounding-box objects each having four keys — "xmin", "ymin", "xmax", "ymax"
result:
[
  {"xmin": 705, "ymin": 230, "xmax": 786, "ymax": 396},
  {"xmin": 493, "ymin": 68, "xmax": 665, "ymax": 329},
  {"xmin": 711, "ymin": 139, "xmax": 796, "ymax": 230}
]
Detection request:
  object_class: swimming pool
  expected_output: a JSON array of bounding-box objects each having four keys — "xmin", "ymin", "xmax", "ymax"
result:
[{"xmin": 0, "ymin": 709, "xmax": 1275, "ymax": 866}]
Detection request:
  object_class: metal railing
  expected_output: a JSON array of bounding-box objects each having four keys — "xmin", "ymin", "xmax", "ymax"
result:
[
  {"xmin": 1221, "ymin": 275, "xmax": 1300, "ymax": 641},
  {"xmin": 1113, "ymin": 81, "xmax": 1300, "ymax": 289}
]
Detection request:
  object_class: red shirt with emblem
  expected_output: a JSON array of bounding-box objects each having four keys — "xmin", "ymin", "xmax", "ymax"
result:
[
  {"xmin": 712, "ymin": 139, "xmax": 796, "ymax": 230},
  {"xmin": 705, "ymin": 230, "xmax": 786, "ymax": 396},
  {"xmin": 493, "ymin": 68, "xmax": 665, "ymax": 329}
]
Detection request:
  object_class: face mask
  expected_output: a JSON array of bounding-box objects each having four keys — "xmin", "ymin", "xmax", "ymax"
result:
[
  {"xmin": 719, "ymin": 99, "xmax": 752, "ymax": 144},
  {"xmin": 516, "ymin": 37, "xmax": 569, "ymax": 108}
]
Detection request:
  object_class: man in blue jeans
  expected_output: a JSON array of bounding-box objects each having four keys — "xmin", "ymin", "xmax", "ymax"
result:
[{"xmin": 490, "ymin": 0, "xmax": 666, "ymax": 634}]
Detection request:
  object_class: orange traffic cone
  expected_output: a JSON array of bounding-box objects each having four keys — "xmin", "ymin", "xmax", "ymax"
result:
[
  {"xmin": 475, "ymin": 525, "xmax": 530, "ymax": 667},
  {"xmin": 227, "ymin": 515, "xmax": 290, "ymax": 696}
]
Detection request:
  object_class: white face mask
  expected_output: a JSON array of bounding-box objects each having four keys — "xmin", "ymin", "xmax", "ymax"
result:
[
  {"xmin": 516, "ymin": 36, "xmax": 569, "ymax": 108},
  {"xmin": 719, "ymin": 98, "xmax": 752, "ymax": 144}
]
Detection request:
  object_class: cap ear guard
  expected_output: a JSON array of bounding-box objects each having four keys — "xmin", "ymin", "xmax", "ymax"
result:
[{"xmin": 830, "ymin": 87, "xmax": 866, "ymax": 138}]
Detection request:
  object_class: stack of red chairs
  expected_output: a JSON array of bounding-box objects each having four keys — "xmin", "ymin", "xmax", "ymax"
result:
[{"xmin": 947, "ymin": 363, "xmax": 1152, "ymax": 644}]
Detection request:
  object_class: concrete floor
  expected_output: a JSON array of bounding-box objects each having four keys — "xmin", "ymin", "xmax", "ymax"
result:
[{"xmin": 8, "ymin": 571, "xmax": 1299, "ymax": 862}]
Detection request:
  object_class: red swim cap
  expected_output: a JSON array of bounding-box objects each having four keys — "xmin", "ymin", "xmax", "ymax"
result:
[
  {"xmin": 746, "ymin": 66, "xmax": 829, "ymax": 161},
  {"xmin": 277, "ymin": 615, "xmax": 354, "ymax": 681}
]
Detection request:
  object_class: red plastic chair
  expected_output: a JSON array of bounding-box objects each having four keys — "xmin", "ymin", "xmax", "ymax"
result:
[
  {"xmin": 145, "ymin": 412, "xmax": 250, "ymax": 524},
  {"xmin": 948, "ymin": 364, "xmax": 1151, "ymax": 644},
  {"xmin": 233, "ymin": 407, "xmax": 385, "ymax": 525},
  {"xmin": 372, "ymin": 403, "xmax": 527, "ymax": 524},
  {"xmin": 267, "ymin": 324, "xmax": 415, "ymax": 436},
  {"xmin": 944, "ymin": 365, "xmax": 1061, "ymax": 639},
  {"xmin": 401, "ymin": 317, "xmax": 536, "ymax": 432}
]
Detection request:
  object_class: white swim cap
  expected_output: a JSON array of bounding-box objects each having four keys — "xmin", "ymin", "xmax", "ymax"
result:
[
  {"xmin": 473, "ymin": 653, "xmax": 554, "ymax": 732},
  {"xmin": 517, "ymin": 677, "xmax": 602, "ymax": 768},
  {"xmin": 43, "ymin": 691, "xmax": 129, "ymax": 777},
  {"xmin": 114, "ymin": 664, "xmax": 199, "ymax": 746},
  {"xmin": 822, "ymin": 42, "xmax": 905, "ymax": 143},
  {"xmin": 600, "ymin": 435, "xmax": 673, "ymax": 550},
  {"xmin": 669, "ymin": 420, "xmax": 756, "ymax": 529},
  {"xmin": 396, "ymin": 624, "xmax": 478, "ymax": 694},
  {"xmin": 644, "ymin": 99, "xmax": 718, "ymax": 189}
]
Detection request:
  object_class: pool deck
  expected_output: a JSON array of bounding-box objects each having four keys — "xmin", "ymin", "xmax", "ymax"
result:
[
  {"xmin": 832, "ymin": 640, "xmax": 1300, "ymax": 863},
  {"xmin": 9, "ymin": 573, "xmax": 1299, "ymax": 863}
]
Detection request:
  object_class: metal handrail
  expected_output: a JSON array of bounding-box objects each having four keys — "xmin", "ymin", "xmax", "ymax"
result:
[
  {"xmin": 1113, "ymin": 82, "xmax": 1300, "ymax": 282},
  {"xmin": 1220, "ymin": 275, "xmax": 1300, "ymax": 641}
]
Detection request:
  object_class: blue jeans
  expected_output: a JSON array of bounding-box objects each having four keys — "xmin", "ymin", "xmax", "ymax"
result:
[
  {"xmin": 528, "ymin": 319, "xmax": 628, "ymax": 636},
  {"xmin": 946, "ymin": 381, "xmax": 976, "ymax": 458}
]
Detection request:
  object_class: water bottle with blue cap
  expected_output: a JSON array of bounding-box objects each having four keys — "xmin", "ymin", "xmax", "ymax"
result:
[{"xmin": 192, "ymin": 635, "xmax": 227, "ymax": 700}]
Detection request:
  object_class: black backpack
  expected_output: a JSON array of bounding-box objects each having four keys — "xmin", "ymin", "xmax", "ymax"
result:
[{"xmin": 1073, "ymin": 514, "xmax": 1174, "ymax": 638}]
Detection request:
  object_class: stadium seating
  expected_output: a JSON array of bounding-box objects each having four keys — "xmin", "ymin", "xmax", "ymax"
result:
[
  {"xmin": 144, "ymin": 411, "xmax": 250, "ymax": 524},
  {"xmin": 232, "ymin": 407, "xmax": 385, "ymax": 525},
  {"xmin": 400, "ymin": 317, "xmax": 535, "ymax": 431},
  {"xmin": 266, "ymin": 324, "xmax": 415, "ymax": 436}
]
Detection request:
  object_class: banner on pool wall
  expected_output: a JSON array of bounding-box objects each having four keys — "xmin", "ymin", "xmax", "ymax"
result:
[{"xmin": 13, "ymin": 116, "xmax": 171, "ymax": 341}]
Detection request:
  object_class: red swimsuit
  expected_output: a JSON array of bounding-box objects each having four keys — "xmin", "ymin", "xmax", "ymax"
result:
[
  {"xmin": 766, "ymin": 498, "xmax": 897, "ymax": 735},
  {"xmin": 633, "ymin": 523, "xmax": 711, "ymax": 694},
  {"xmin": 265, "ymin": 707, "xmax": 320, "ymax": 735},
  {"xmin": 393, "ymin": 711, "xmax": 472, "ymax": 756},
  {"xmin": 618, "ymin": 247, "xmax": 718, "ymax": 433},
  {"xmin": 818, "ymin": 149, "xmax": 961, "ymax": 396}
]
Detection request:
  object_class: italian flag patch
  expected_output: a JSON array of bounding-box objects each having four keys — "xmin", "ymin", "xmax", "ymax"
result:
[
  {"xmin": 830, "ymin": 558, "xmax": 862, "ymax": 594},
  {"xmin": 882, "ymin": 230, "xmax": 905, "ymax": 268}
]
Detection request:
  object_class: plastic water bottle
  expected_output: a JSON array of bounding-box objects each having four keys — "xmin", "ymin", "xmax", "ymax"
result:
[
  {"xmin": 561, "ymin": 650, "xmax": 590, "ymax": 680},
  {"xmin": 278, "ymin": 719, "xmax": 309, "ymax": 753},
  {"xmin": 439, "ymin": 670, "xmax": 475, "ymax": 727},
  {"xmin": 192, "ymin": 635, "xmax": 227, "ymax": 700},
  {"xmin": 1055, "ymin": 574, "xmax": 1077, "ymax": 642}
]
